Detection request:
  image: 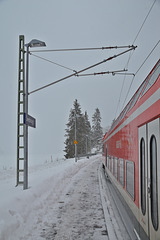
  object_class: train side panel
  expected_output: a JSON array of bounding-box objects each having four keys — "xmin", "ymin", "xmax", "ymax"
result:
[{"xmin": 102, "ymin": 60, "xmax": 160, "ymax": 240}]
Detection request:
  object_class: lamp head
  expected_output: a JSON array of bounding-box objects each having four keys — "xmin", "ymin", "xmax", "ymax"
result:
[{"xmin": 25, "ymin": 39, "xmax": 46, "ymax": 48}]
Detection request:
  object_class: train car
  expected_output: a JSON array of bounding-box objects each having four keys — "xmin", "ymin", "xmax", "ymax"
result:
[{"xmin": 102, "ymin": 59, "xmax": 160, "ymax": 240}]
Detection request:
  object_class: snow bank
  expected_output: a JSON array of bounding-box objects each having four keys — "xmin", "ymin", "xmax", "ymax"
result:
[{"xmin": 0, "ymin": 157, "xmax": 90, "ymax": 240}]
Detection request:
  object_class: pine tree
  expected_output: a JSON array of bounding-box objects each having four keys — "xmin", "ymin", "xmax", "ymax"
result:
[
  {"xmin": 64, "ymin": 108, "xmax": 75, "ymax": 159},
  {"xmin": 64, "ymin": 99, "xmax": 86, "ymax": 158},
  {"xmin": 91, "ymin": 108, "xmax": 103, "ymax": 151},
  {"xmin": 84, "ymin": 111, "xmax": 91, "ymax": 153},
  {"xmin": 74, "ymin": 100, "xmax": 84, "ymax": 156}
]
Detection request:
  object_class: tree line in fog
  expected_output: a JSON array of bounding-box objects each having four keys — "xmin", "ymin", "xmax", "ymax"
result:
[{"xmin": 64, "ymin": 99, "xmax": 103, "ymax": 159}]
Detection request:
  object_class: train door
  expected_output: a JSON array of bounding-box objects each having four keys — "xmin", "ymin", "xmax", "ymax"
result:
[
  {"xmin": 139, "ymin": 118, "xmax": 160, "ymax": 240},
  {"xmin": 139, "ymin": 124, "xmax": 149, "ymax": 237},
  {"xmin": 148, "ymin": 118, "xmax": 160, "ymax": 239}
]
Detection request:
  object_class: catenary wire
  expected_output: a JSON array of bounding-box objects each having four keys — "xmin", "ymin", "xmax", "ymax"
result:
[
  {"xmin": 29, "ymin": 45, "xmax": 135, "ymax": 53},
  {"xmin": 29, "ymin": 46, "xmax": 136, "ymax": 95},
  {"xmin": 75, "ymin": 69, "xmax": 135, "ymax": 77},
  {"xmin": 133, "ymin": 0, "xmax": 157, "ymax": 45},
  {"xmin": 29, "ymin": 45, "xmax": 136, "ymax": 74},
  {"xmin": 120, "ymin": 0, "xmax": 157, "ymax": 110},
  {"xmin": 134, "ymin": 39, "xmax": 160, "ymax": 76},
  {"xmin": 121, "ymin": 40, "xmax": 160, "ymax": 110},
  {"xmin": 30, "ymin": 52, "xmax": 76, "ymax": 72},
  {"xmin": 115, "ymin": 0, "xmax": 157, "ymax": 118}
]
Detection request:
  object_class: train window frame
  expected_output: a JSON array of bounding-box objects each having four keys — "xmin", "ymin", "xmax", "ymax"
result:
[
  {"xmin": 108, "ymin": 156, "xmax": 110, "ymax": 171},
  {"xmin": 114, "ymin": 157, "xmax": 118, "ymax": 180},
  {"xmin": 126, "ymin": 160, "xmax": 135, "ymax": 200},
  {"xmin": 111, "ymin": 156, "xmax": 114, "ymax": 175},
  {"xmin": 141, "ymin": 60, "xmax": 160, "ymax": 97},
  {"xmin": 105, "ymin": 145, "xmax": 107, "ymax": 167},
  {"xmin": 119, "ymin": 158, "xmax": 124, "ymax": 187},
  {"xmin": 140, "ymin": 137, "xmax": 146, "ymax": 216},
  {"xmin": 150, "ymin": 135, "xmax": 159, "ymax": 231},
  {"xmin": 127, "ymin": 80, "xmax": 146, "ymax": 113},
  {"xmin": 102, "ymin": 144, "xmax": 104, "ymax": 154},
  {"xmin": 110, "ymin": 156, "xmax": 112, "ymax": 172},
  {"xmin": 110, "ymin": 157, "xmax": 112, "ymax": 172}
]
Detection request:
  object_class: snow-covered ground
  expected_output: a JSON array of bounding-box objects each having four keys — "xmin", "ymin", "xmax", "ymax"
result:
[{"xmin": 0, "ymin": 155, "xmax": 129, "ymax": 240}]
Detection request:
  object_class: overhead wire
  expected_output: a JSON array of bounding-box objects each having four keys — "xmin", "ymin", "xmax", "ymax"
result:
[
  {"xmin": 132, "ymin": 0, "xmax": 157, "ymax": 45},
  {"xmin": 121, "ymin": 40, "xmax": 160, "ymax": 109},
  {"xmin": 76, "ymin": 69, "xmax": 135, "ymax": 77},
  {"xmin": 115, "ymin": 0, "xmax": 157, "ymax": 118},
  {"xmin": 29, "ymin": 45, "xmax": 135, "ymax": 53},
  {"xmin": 29, "ymin": 45, "xmax": 136, "ymax": 80},
  {"xmin": 29, "ymin": 46, "xmax": 136, "ymax": 95},
  {"xmin": 30, "ymin": 52, "xmax": 76, "ymax": 73},
  {"xmin": 134, "ymin": 39, "xmax": 160, "ymax": 76},
  {"xmin": 29, "ymin": 45, "xmax": 135, "ymax": 73}
]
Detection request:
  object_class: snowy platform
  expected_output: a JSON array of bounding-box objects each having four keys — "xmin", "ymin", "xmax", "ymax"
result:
[{"xmin": 0, "ymin": 155, "xmax": 131, "ymax": 239}]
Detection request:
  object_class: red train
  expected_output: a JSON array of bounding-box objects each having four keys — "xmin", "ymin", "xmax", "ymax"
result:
[{"xmin": 102, "ymin": 59, "xmax": 160, "ymax": 240}]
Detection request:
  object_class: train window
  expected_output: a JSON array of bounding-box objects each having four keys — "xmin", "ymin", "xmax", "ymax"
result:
[
  {"xmin": 121, "ymin": 102, "xmax": 131, "ymax": 120},
  {"xmin": 114, "ymin": 157, "xmax": 118, "ymax": 179},
  {"xmin": 126, "ymin": 161, "xmax": 135, "ymax": 200},
  {"xmin": 127, "ymin": 80, "xmax": 146, "ymax": 113},
  {"xmin": 150, "ymin": 135, "xmax": 159, "ymax": 231},
  {"xmin": 106, "ymin": 145, "xmax": 107, "ymax": 167},
  {"xmin": 102, "ymin": 144, "xmax": 104, "ymax": 154},
  {"xmin": 108, "ymin": 156, "xmax": 110, "ymax": 170},
  {"xmin": 110, "ymin": 157, "xmax": 112, "ymax": 172},
  {"xmin": 109, "ymin": 157, "xmax": 112, "ymax": 172},
  {"xmin": 141, "ymin": 60, "xmax": 160, "ymax": 97},
  {"xmin": 111, "ymin": 156, "xmax": 114, "ymax": 174},
  {"xmin": 140, "ymin": 138, "xmax": 146, "ymax": 215},
  {"xmin": 119, "ymin": 158, "xmax": 124, "ymax": 187}
]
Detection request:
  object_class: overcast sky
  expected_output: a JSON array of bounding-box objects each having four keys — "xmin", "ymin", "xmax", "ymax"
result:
[{"xmin": 0, "ymin": 0, "xmax": 160, "ymax": 164}]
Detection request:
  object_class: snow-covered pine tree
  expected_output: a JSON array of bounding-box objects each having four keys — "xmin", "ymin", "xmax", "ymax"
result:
[
  {"xmin": 64, "ymin": 108, "xmax": 75, "ymax": 159},
  {"xmin": 84, "ymin": 111, "xmax": 91, "ymax": 153},
  {"xmin": 64, "ymin": 99, "xmax": 87, "ymax": 158},
  {"xmin": 75, "ymin": 104, "xmax": 84, "ymax": 156},
  {"xmin": 91, "ymin": 108, "xmax": 103, "ymax": 151}
]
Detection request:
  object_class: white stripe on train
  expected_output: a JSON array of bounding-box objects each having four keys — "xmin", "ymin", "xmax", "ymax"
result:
[{"xmin": 104, "ymin": 87, "xmax": 160, "ymax": 142}]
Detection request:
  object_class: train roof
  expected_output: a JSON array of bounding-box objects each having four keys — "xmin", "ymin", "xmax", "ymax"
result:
[{"xmin": 104, "ymin": 59, "xmax": 160, "ymax": 140}]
